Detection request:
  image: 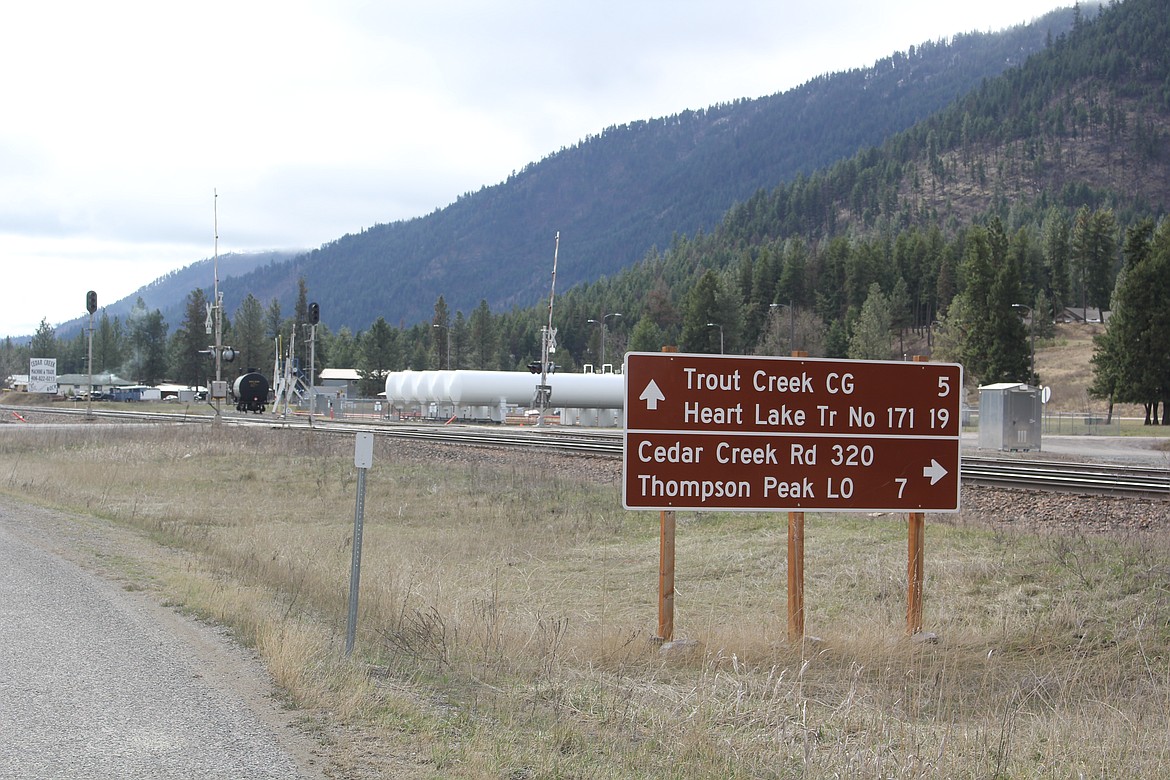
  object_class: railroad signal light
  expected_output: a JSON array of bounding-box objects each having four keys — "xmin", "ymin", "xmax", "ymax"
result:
[
  {"xmin": 86, "ymin": 290, "xmax": 97, "ymax": 314},
  {"xmin": 309, "ymin": 302, "xmax": 320, "ymax": 325},
  {"xmin": 221, "ymin": 348, "xmax": 237, "ymax": 363}
]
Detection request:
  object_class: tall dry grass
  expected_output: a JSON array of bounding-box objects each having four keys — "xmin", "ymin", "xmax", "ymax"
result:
[{"xmin": 1, "ymin": 423, "xmax": 1168, "ymax": 778}]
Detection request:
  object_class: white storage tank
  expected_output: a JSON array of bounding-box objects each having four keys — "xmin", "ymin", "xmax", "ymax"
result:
[{"xmin": 385, "ymin": 369, "xmax": 624, "ymax": 411}]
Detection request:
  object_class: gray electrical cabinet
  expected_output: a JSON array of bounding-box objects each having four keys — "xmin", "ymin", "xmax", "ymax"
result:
[{"xmin": 978, "ymin": 382, "xmax": 1042, "ymax": 451}]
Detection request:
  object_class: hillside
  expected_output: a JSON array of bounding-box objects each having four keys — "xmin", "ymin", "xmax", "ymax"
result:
[
  {"xmin": 53, "ymin": 251, "xmax": 301, "ymax": 341},
  {"xmin": 1032, "ymin": 322, "xmax": 1110, "ymax": 412},
  {"xmin": 166, "ymin": 9, "xmax": 1081, "ymax": 334}
]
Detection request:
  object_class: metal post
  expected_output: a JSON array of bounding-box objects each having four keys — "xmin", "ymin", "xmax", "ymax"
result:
[
  {"xmin": 588, "ymin": 313, "xmax": 622, "ymax": 372},
  {"xmin": 432, "ymin": 323, "xmax": 450, "ymax": 370},
  {"xmin": 345, "ymin": 432, "xmax": 373, "ymax": 657},
  {"xmin": 345, "ymin": 467, "xmax": 366, "ymax": 656},
  {"xmin": 706, "ymin": 322, "xmax": 724, "ymax": 354},
  {"xmin": 309, "ymin": 323, "xmax": 317, "ymax": 426},
  {"xmin": 537, "ymin": 233, "xmax": 559, "ymax": 427},
  {"xmin": 86, "ymin": 309, "xmax": 94, "ymax": 421},
  {"xmin": 769, "ymin": 301, "xmax": 796, "ymax": 353},
  {"xmin": 1012, "ymin": 304, "xmax": 1035, "ymax": 384}
]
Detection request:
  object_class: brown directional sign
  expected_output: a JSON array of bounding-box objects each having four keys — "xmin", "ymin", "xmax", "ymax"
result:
[{"xmin": 623, "ymin": 353, "xmax": 962, "ymax": 512}]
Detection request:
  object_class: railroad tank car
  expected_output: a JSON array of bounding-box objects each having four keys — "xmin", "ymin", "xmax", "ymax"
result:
[{"xmin": 232, "ymin": 371, "xmax": 269, "ymax": 413}]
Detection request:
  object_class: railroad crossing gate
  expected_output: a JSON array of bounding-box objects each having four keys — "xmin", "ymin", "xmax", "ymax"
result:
[{"xmin": 623, "ymin": 353, "xmax": 962, "ymax": 513}]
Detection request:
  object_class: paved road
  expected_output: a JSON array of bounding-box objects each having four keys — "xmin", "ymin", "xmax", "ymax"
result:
[
  {"xmin": 962, "ymin": 432, "xmax": 1170, "ymax": 465},
  {"xmin": 0, "ymin": 504, "xmax": 324, "ymax": 780}
]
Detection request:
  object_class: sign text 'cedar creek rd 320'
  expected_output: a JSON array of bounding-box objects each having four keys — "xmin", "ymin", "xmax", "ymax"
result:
[{"xmin": 622, "ymin": 353, "xmax": 963, "ymax": 512}]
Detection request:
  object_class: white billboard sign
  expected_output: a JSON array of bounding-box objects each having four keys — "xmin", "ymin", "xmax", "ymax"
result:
[{"xmin": 29, "ymin": 358, "xmax": 58, "ymax": 394}]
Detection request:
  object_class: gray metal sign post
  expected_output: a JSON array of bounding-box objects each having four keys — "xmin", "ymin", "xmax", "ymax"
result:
[{"xmin": 345, "ymin": 432, "xmax": 374, "ymax": 657}]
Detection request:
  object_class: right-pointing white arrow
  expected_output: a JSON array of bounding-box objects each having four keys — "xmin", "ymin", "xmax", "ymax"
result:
[{"xmin": 923, "ymin": 459, "xmax": 948, "ymax": 485}]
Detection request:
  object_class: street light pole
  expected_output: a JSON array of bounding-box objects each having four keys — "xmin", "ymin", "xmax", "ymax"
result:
[
  {"xmin": 706, "ymin": 322, "xmax": 724, "ymax": 355},
  {"xmin": 587, "ymin": 312, "xmax": 621, "ymax": 371},
  {"xmin": 769, "ymin": 301, "xmax": 795, "ymax": 352},
  {"xmin": 1011, "ymin": 303, "xmax": 1035, "ymax": 384}
]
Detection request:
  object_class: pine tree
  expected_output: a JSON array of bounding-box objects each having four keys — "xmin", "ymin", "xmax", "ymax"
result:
[
  {"xmin": 29, "ymin": 319, "xmax": 57, "ymax": 359},
  {"xmin": 359, "ymin": 317, "xmax": 397, "ymax": 396},
  {"xmin": 848, "ymin": 283, "xmax": 893, "ymax": 360},
  {"xmin": 172, "ymin": 288, "xmax": 211, "ymax": 388},
  {"xmin": 94, "ymin": 313, "xmax": 124, "ymax": 375},
  {"xmin": 233, "ymin": 294, "xmax": 268, "ymax": 373},
  {"xmin": 432, "ymin": 296, "xmax": 451, "ymax": 370},
  {"xmin": 469, "ymin": 300, "xmax": 497, "ymax": 370}
]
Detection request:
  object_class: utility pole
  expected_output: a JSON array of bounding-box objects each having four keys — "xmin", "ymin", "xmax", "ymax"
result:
[
  {"xmin": 85, "ymin": 290, "xmax": 96, "ymax": 421},
  {"xmin": 536, "ymin": 232, "xmax": 559, "ymax": 427}
]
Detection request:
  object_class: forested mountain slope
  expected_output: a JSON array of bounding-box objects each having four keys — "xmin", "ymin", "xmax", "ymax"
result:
[
  {"xmin": 533, "ymin": 0, "xmax": 1168, "ymax": 379},
  {"xmin": 217, "ymin": 8, "xmax": 1079, "ymax": 332}
]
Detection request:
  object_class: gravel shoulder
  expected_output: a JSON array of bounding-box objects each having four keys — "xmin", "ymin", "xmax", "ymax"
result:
[{"xmin": 0, "ymin": 497, "xmax": 330, "ymax": 780}]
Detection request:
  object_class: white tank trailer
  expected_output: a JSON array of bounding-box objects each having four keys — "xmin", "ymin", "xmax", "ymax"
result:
[{"xmin": 383, "ymin": 369, "xmax": 624, "ymax": 425}]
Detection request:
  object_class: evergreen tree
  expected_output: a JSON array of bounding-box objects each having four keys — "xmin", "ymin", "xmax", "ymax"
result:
[
  {"xmin": 93, "ymin": 313, "xmax": 124, "ymax": 375},
  {"xmin": 1092, "ymin": 218, "xmax": 1170, "ymax": 423},
  {"xmin": 358, "ymin": 317, "xmax": 397, "ymax": 396},
  {"xmin": 293, "ymin": 277, "xmax": 311, "ymax": 372},
  {"xmin": 681, "ymin": 270, "xmax": 735, "ymax": 353},
  {"xmin": 628, "ymin": 315, "xmax": 666, "ymax": 353},
  {"xmin": 888, "ymin": 276, "xmax": 912, "ymax": 357},
  {"xmin": 469, "ymin": 300, "xmax": 497, "ymax": 370},
  {"xmin": 126, "ymin": 299, "xmax": 169, "ymax": 385},
  {"xmin": 264, "ymin": 298, "xmax": 284, "ymax": 350},
  {"xmin": 29, "ymin": 319, "xmax": 57, "ymax": 359},
  {"xmin": 1042, "ymin": 208, "xmax": 1071, "ymax": 312},
  {"xmin": 824, "ymin": 320, "xmax": 849, "ymax": 359},
  {"xmin": 988, "ymin": 255, "xmax": 1032, "ymax": 384},
  {"xmin": 326, "ymin": 327, "xmax": 359, "ymax": 369},
  {"xmin": 0, "ymin": 337, "xmax": 24, "ymax": 386},
  {"xmin": 848, "ymin": 283, "xmax": 893, "ymax": 360},
  {"xmin": 1071, "ymin": 207, "xmax": 1118, "ymax": 316},
  {"xmin": 943, "ymin": 220, "xmax": 1029, "ymax": 383},
  {"xmin": 233, "ymin": 294, "xmax": 268, "ymax": 373},
  {"xmin": 451, "ymin": 311, "xmax": 468, "ymax": 371},
  {"xmin": 172, "ymin": 288, "xmax": 211, "ymax": 388}
]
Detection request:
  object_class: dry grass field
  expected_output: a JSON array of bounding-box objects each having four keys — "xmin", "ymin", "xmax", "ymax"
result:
[
  {"xmin": 1, "ymin": 422, "xmax": 1168, "ymax": 778},
  {"xmin": 1032, "ymin": 322, "xmax": 1111, "ymax": 414}
]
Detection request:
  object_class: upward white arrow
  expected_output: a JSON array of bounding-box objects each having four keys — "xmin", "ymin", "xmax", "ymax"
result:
[
  {"xmin": 639, "ymin": 379, "xmax": 666, "ymax": 411},
  {"xmin": 923, "ymin": 459, "xmax": 948, "ymax": 485}
]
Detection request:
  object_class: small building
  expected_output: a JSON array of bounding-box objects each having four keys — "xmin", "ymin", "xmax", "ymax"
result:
[
  {"xmin": 56, "ymin": 373, "xmax": 135, "ymax": 399},
  {"xmin": 978, "ymin": 382, "xmax": 1042, "ymax": 452},
  {"xmin": 110, "ymin": 385, "xmax": 163, "ymax": 402},
  {"xmin": 155, "ymin": 383, "xmax": 208, "ymax": 401},
  {"xmin": 319, "ymin": 368, "xmax": 362, "ymax": 399},
  {"xmin": 1059, "ymin": 307, "xmax": 1109, "ymax": 324}
]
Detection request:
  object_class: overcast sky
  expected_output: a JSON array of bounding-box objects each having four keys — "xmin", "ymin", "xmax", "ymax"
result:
[{"xmin": 1, "ymin": 0, "xmax": 1065, "ymax": 339}]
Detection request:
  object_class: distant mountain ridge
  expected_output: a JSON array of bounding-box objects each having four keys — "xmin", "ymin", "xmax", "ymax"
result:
[{"xmin": 53, "ymin": 251, "xmax": 300, "ymax": 340}]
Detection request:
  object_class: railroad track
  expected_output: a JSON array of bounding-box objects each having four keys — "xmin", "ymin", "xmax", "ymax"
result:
[
  {"xmin": 4, "ymin": 404, "xmax": 1168, "ymax": 497},
  {"xmin": 959, "ymin": 456, "xmax": 1170, "ymax": 498}
]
